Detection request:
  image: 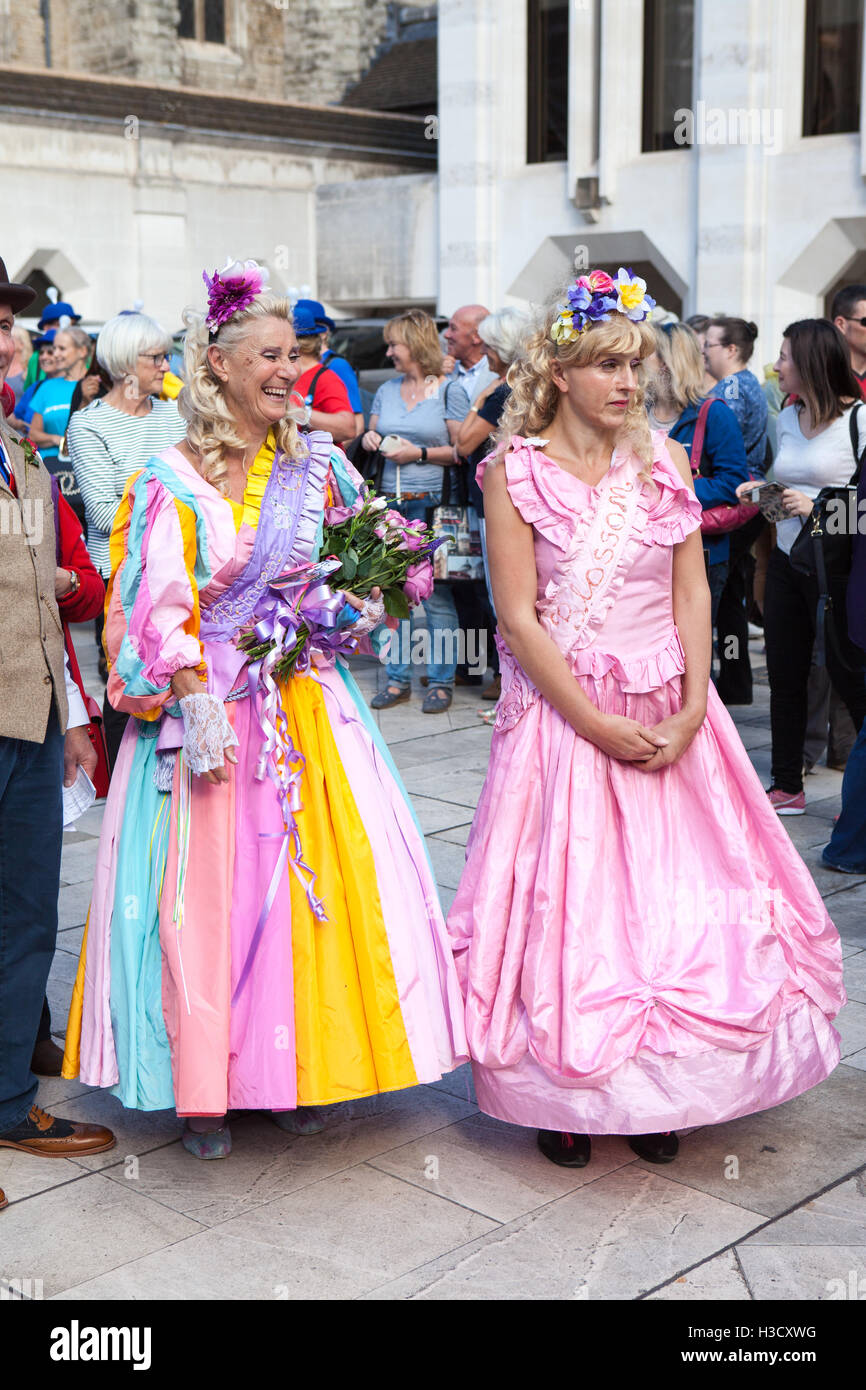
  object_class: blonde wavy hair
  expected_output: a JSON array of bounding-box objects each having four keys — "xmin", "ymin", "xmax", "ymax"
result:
[
  {"xmin": 383, "ymin": 309, "xmax": 443, "ymax": 378},
  {"xmin": 645, "ymin": 322, "xmax": 705, "ymax": 413},
  {"xmin": 497, "ymin": 288, "xmax": 656, "ymax": 467},
  {"xmin": 179, "ymin": 292, "xmax": 305, "ymax": 495}
]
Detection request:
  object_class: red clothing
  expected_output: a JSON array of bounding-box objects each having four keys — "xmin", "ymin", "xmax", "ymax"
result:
[
  {"xmin": 294, "ymin": 364, "xmax": 352, "ymax": 416},
  {"xmin": 55, "ymin": 491, "xmax": 105, "ymax": 623},
  {"xmin": 853, "ymin": 369, "xmax": 866, "ymax": 401}
]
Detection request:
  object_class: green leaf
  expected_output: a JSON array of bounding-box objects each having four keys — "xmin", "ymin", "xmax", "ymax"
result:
[
  {"xmin": 341, "ymin": 550, "xmax": 357, "ymax": 582},
  {"xmin": 383, "ymin": 587, "xmax": 410, "ymax": 621}
]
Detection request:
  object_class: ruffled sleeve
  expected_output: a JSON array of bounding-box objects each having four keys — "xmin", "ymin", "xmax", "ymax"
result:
[
  {"xmin": 500, "ymin": 436, "xmax": 577, "ymax": 551},
  {"xmin": 104, "ymin": 466, "xmax": 209, "ymax": 717},
  {"xmin": 643, "ymin": 433, "xmax": 703, "ymax": 547}
]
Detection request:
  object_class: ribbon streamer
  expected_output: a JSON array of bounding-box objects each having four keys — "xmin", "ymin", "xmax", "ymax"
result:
[{"xmin": 231, "ymin": 561, "xmax": 358, "ymax": 1003}]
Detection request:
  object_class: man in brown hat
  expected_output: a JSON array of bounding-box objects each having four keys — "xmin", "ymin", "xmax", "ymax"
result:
[{"xmin": 0, "ymin": 258, "xmax": 114, "ymax": 1211}]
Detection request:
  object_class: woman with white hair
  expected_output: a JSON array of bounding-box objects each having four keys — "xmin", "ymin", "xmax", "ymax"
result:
[
  {"xmin": 63, "ymin": 261, "xmax": 467, "ymax": 1159},
  {"xmin": 67, "ymin": 312, "xmax": 185, "ymax": 581}
]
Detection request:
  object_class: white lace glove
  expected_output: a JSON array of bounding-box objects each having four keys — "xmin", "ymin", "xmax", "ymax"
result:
[
  {"xmin": 349, "ymin": 594, "xmax": 386, "ymax": 636},
  {"xmin": 179, "ymin": 693, "xmax": 239, "ymax": 774}
]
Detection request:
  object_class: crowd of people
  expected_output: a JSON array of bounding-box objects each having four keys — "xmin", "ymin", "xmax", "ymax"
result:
[{"xmin": 0, "ymin": 249, "xmax": 861, "ymax": 1207}]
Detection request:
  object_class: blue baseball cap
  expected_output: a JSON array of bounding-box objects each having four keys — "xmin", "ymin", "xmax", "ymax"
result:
[
  {"xmin": 34, "ymin": 329, "xmax": 57, "ymax": 348},
  {"xmin": 294, "ymin": 298, "xmax": 335, "ymax": 334},
  {"xmin": 37, "ymin": 301, "xmax": 81, "ymax": 329}
]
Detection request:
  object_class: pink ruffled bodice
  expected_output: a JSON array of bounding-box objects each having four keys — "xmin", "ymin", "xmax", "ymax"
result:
[{"xmin": 485, "ymin": 434, "xmax": 703, "ymax": 728}]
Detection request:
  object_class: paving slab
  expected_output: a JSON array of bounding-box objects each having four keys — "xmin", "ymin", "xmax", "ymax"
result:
[
  {"xmin": 629, "ymin": 1064, "xmax": 866, "ymax": 1218},
  {"xmin": 647, "ymin": 1248, "xmax": 752, "ymax": 1301},
  {"xmin": 0, "ymin": 1171, "xmax": 204, "ymax": 1298},
  {"xmin": 55, "ymin": 1166, "xmax": 498, "ymax": 1301},
  {"xmin": 364, "ymin": 1164, "xmax": 765, "ymax": 1300},
  {"xmin": 740, "ymin": 1173, "xmax": 866, "ymax": 1249},
  {"xmin": 369, "ymin": 1115, "xmax": 636, "ymax": 1223},
  {"xmin": 96, "ymin": 1088, "xmax": 476, "ymax": 1227},
  {"xmin": 735, "ymin": 1244, "xmax": 866, "ymax": 1301}
]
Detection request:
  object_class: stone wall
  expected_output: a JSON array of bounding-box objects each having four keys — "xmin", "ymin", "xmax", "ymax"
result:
[{"xmin": 0, "ymin": 0, "xmax": 434, "ymax": 105}]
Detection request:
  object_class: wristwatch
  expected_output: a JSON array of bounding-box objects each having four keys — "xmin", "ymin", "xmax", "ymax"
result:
[
  {"xmin": 66, "ymin": 570, "xmax": 81, "ymax": 597},
  {"xmin": 419, "ymin": 447, "xmax": 428, "ymax": 462}
]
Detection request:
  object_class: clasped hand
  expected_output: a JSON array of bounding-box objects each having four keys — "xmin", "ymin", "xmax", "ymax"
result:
[{"xmin": 592, "ymin": 711, "xmax": 700, "ymax": 772}]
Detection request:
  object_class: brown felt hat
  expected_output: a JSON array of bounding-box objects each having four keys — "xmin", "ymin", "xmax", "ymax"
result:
[{"xmin": 0, "ymin": 258, "xmax": 36, "ymax": 314}]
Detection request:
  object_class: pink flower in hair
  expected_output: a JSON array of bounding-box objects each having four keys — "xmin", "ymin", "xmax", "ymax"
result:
[{"xmin": 203, "ymin": 257, "xmax": 269, "ymax": 331}]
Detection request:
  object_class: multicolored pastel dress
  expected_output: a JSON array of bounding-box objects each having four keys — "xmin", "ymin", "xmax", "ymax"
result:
[
  {"xmin": 447, "ymin": 435, "xmax": 845, "ymax": 1134},
  {"xmin": 63, "ymin": 431, "xmax": 467, "ymax": 1114}
]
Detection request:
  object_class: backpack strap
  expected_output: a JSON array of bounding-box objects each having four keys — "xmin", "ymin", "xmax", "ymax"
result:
[
  {"xmin": 848, "ymin": 402, "xmax": 866, "ymax": 485},
  {"xmin": 304, "ymin": 363, "xmax": 330, "ymax": 407}
]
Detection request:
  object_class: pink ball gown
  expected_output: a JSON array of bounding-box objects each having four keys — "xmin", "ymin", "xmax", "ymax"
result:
[{"xmin": 447, "ymin": 435, "xmax": 845, "ymax": 1134}]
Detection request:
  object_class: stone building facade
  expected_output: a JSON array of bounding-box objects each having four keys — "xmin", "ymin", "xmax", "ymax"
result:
[
  {"xmin": 0, "ymin": 0, "xmax": 440, "ymax": 323},
  {"xmin": 0, "ymin": 0, "xmax": 432, "ymax": 106}
]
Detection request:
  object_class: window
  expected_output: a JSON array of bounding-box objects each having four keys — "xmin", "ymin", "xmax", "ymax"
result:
[
  {"xmin": 177, "ymin": 0, "xmax": 226, "ymax": 44},
  {"xmin": 803, "ymin": 0, "xmax": 862, "ymax": 136},
  {"xmin": 527, "ymin": 0, "xmax": 569, "ymax": 164},
  {"xmin": 642, "ymin": 0, "xmax": 694, "ymax": 152}
]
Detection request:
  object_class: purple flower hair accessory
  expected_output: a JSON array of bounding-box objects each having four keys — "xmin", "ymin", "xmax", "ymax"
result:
[{"xmin": 203, "ymin": 257, "xmax": 270, "ymax": 332}]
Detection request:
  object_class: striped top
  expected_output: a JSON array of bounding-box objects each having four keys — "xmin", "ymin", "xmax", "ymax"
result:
[{"xmin": 67, "ymin": 397, "xmax": 186, "ymax": 574}]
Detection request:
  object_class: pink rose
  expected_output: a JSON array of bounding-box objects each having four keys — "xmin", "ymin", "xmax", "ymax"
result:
[
  {"xmin": 397, "ymin": 534, "xmax": 425, "ymax": 551},
  {"xmin": 374, "ymin": 523, "xmax": 387, "ymax": 539},
  {"xmin": 404, "ymin": 560, "xmax": 434, "ymax": 604},
  {"xmin": 587, "ymin": 269, "xmax": 615, "ymax": 294}
]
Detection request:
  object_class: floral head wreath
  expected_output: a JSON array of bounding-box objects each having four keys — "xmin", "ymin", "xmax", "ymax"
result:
[
  {"xmin": 202, "ymin": 257, "xmax": 270, "ymax": 336},
  {"xmin": 551, "ymin": 267, "xmax": 656, "ymax": 345}
]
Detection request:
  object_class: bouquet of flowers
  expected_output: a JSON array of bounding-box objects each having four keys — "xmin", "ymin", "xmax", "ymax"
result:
[
  {"xmin": 323, "ymin": 490, "xmax": 440, "ymax": 622},
  {"xmin": 238, "ymin": 490, "xmax": 441, "ymax": 681}
]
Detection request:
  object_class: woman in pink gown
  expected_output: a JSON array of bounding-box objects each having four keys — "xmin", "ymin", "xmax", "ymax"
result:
[{"xmin": 447, "ymin": 271, "xmax": 845, "ymax": 1167}]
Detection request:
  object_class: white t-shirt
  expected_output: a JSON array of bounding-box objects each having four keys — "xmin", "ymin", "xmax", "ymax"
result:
[{"xmin": 773, "ymin": 403, "xmax": 863, "ymax": 554}]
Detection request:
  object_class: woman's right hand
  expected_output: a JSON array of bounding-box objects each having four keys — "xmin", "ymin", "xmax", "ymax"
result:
[
  {"xmin": 735, "ymin": 479, "xmax": 758, "ymax": 501},
  {"xmin": 362, "ymin": 430, "xmax": 382, "ymax": 452},
  {"xmin": 588, "ymin": 713, "xmax": 669, "ymax": 761}
]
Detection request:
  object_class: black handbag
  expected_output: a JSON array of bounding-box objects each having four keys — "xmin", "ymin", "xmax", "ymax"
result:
[{"xmin": 788, "ymin": 402, "xmax": 866, "ymax": 667}]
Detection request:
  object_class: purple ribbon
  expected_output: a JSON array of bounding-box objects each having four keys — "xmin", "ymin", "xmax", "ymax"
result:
[{"xmin": 231, "ymin": 562, "xmax": 359, "ymax": 1004}]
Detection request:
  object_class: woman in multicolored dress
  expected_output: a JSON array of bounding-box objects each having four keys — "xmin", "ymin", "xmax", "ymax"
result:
[{"xmin": 63, "ymin": 261, "xmax": 467, "ymax": 1157}]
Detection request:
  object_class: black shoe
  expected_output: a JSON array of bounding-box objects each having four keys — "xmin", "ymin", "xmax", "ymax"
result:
[
  {"xmin": 537, "ymin": 1129, "xmax": 591, "ymax": 1168},
  {"xmin": 628, "ymin": 1131, "xmax": 679, "ymax": 1163}
]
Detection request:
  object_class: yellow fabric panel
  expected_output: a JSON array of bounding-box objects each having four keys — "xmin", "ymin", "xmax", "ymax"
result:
[
  {"xmin": 174, "ymin": 494, "xmax": 207, "ymax": 681},
  {"xmin": 227, "ymin": 430, "xmax": 276, "ymax": 534},
  {"xmin": 282, "ymin": 673, "xmax": 417, "ymax": 1104},
  {"xmin": 160, "ymin": 370, "xmax": 183, "ymax": 400},
  {"xmin": 61, "ymin": 916, "xmax": 88, "ymax": 1079}
]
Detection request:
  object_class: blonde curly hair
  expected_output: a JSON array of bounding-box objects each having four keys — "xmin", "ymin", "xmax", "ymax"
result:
[
  {"xmin": 179, "ymin": 292, "xmax": 305, "ymax": 495},
  {"xmin": 497, "ymin": 287, "xmax": 656, "ymax": 466}
]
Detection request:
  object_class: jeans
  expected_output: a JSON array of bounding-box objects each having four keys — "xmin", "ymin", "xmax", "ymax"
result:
[
  {"xmin": 824, "ymin": 717, "xmax": 866, "ymax": 870},
  {"xmin": 0, "ymin": 709, "xmax": 63, "ymax": 1131},
  {"xmin": 764, "ymin": 547, "xmax": 866, "ymax": 794},
  {"xmin": 384, "ymin": 496, "xmax": 459, "ymax": 689}
]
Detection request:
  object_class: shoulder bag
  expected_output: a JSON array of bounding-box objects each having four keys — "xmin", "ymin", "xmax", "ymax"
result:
[{"xmin": 691, "ymin": 398, "xmax": 760, "ymax": 535}]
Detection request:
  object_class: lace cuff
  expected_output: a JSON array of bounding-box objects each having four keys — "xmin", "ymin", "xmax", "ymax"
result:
[
  {"xmin": 349, "ymin": 594, "xmax": 386, "ymax": 636},
  {"xmin": 179, "ymin": 693, "xmax": 239, "ymax": 774}
]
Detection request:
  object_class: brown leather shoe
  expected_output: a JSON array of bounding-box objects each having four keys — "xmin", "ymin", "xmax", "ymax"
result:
[
  {"xmin": 30, "ymin": 1037, "xmax": 65, "ymax": 1076},
  {"xmin": 0, "ymin": 1187, "xmax": 7, "ymax": 1211},
  {"xmin": 0, "ymin": 1105, "xmax": 115, "ymax": 1157},
  {"xmin": 482, "ymin": 674, "xmax": 501, "ymax": 701}
]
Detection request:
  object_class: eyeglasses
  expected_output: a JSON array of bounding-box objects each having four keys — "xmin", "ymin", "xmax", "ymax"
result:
[
  {"xmin": 841, "ymin": 316, "xmax": 866, "ymax": 328},
  {"xmin": 139, "ymin": 352, "xmax": 170, "ymax": 365}
]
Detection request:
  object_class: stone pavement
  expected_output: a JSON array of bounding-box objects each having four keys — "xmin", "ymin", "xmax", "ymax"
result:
[{"xmin": 2, "ymin": 629, "xmax": 864, "ymax": 1301}]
